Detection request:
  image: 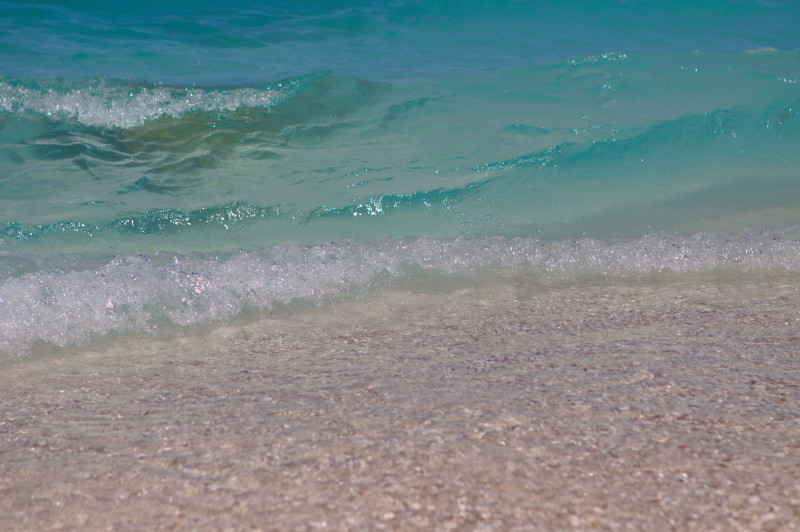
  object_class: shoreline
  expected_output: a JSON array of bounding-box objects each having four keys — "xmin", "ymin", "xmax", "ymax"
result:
[{"xmin": 2, "ymin": 276, "xmax": 799, "ymax": 530}]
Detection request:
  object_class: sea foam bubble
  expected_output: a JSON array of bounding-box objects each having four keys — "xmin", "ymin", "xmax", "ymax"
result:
[
  {"xmin": 2, "ymin": 228, "xmax": 800, "ymax": 358},
  {"xmin": 0, "ymin": 77, "xmax": 290, "ymax": 129}
]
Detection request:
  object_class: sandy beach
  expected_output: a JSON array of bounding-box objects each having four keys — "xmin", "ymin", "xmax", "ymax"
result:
[{"xmin": 2, "ymin": 275, "xmax": 799, "ymax": 530}]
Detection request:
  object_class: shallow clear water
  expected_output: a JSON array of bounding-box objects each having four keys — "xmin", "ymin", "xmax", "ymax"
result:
[{"xmin": 1, "ymin": 0, "xmax": 800, "ymax": 357}]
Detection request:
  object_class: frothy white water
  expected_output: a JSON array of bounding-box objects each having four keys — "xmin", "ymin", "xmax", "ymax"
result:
[
  {"xmin": 0, "ymin": 79, "xmax": 288, "ymax": 129},
  {"xmin": 2, "ymin": 228, "xmax": 800, "ymax": 357}
]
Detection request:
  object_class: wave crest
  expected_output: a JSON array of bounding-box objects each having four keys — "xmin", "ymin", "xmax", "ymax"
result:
[{"xmin": 0, "ymin": 76, "xmax": 296, "ymax": 128}]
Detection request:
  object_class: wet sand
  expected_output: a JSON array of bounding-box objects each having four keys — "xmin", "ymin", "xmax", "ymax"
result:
[{"xmin": 2, "ymin": 276, "xmax": 800, "ymax": 530}]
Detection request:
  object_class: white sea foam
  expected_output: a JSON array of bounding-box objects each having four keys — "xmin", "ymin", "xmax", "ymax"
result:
[
  {"xmin": 0, "ymin": 80, "xmax": 286, "ymax": 129},
  {"xmin": 2, "ymin": 228, "xmax": 800, "ymax": 357}
]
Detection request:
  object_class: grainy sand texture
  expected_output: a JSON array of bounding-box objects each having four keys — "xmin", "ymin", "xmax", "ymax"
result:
[{"xmin": 2, "ymin": 275, "xmax": 799, "ymax": 530}]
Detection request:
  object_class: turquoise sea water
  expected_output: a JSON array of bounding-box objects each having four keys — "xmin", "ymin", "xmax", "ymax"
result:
[{"xmin": 1, "ymin": 0, "xmax": 800, "ymax": 357}]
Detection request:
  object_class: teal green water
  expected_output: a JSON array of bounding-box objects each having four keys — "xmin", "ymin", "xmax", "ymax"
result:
[
  {"xmin": 3, "ymin": 52, "xmax": 799, "ymax": 258},
  {"xmin": 1, "ymin": 1, "xmax": 800, "ymax": 357}
]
